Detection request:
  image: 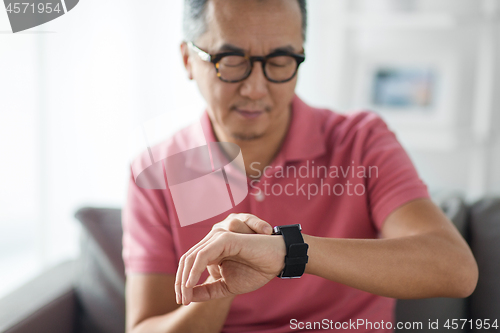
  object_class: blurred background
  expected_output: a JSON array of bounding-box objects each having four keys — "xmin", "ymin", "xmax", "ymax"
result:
[{"xmin": 1, "ymin": 0, "xmax": 499, "ymax": 301}]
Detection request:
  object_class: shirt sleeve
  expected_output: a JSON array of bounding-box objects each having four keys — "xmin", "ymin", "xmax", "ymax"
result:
[
  {"xmin": 359, "ymin": 112, "xmax": 430, "ymax": 230},
  {"xmin": 122, "ymin": 167, "xmax": 178, "ymax": 275}
]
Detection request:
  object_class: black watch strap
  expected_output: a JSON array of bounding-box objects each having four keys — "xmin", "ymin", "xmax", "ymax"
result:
[{"xmin": 273, "ymin": 224, "xmax": 309, "ymax": 278}]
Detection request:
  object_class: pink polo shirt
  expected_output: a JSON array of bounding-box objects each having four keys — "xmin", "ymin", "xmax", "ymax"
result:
[{"xmin": 122, "ymin": 95, "xmax": 429, "ymax": 332}]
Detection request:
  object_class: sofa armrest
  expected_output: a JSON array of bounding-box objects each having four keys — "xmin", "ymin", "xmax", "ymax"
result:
[
  {"xmin": 469, "ymin": 198, "xmax": 500, "ymax": 328},
  {"xmin": 0, "ymin": 260, "xmax": 78, "ymax": 333}
]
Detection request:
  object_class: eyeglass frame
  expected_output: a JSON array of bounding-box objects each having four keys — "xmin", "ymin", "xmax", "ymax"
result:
[{"xmin": 187, "ymin": 41, "xmax": 305, "ymax": 83}]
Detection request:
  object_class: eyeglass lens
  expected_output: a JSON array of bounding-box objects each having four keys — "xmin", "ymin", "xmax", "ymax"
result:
[{"xmin": 217, "ymin": 55, "xmax": 298, "ymax": 82}]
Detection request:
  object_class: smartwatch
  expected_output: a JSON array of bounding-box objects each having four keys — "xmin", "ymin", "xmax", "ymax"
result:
[{"xmin": 272, "ymin": 224, "xmax": 309, "ymax": 279}]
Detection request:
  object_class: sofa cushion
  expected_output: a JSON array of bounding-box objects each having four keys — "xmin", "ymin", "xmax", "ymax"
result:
[
  {"xmin": 469, "ymin": 198, "xmax": 500, "ymax": 332},
  {"xmin": 395, "ymin": 196, "xmax": 468, "ymax": 332},
  {"xmin": 440, "ymin": 195, "xmax": 469, "ymax": 240},
  {"xmin": 74, "ymin": 207, "xmax": 125, "ymax": 333}
]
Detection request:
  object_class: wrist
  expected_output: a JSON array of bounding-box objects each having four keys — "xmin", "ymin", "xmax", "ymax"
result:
[{"xmin": 302, "ymin": 234, "xmax": 315, "ymax": 275}]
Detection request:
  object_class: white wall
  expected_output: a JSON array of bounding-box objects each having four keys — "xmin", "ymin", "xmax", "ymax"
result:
[
  {"xmin": 0, "ymin": 10, "xmax": 41, "ymax": 297},
  {"xmin": 36, "ymin": 0, "xmax": 206, "ymax": 267}
]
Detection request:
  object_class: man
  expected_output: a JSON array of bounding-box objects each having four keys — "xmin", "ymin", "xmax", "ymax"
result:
[{"xmin": 123, "ymin": 0, "xmax": 478, "ymax": 332}]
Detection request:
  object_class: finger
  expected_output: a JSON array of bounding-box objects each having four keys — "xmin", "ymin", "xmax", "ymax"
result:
[
  {"xmin": 224, "ymin": 214, "xmax": 272, "ymax": 234},
  {"xmin": 175, "ymin": 255, "xmax": 185, "ymax": 304},
  {"xmin": 191, "ymin": 279, "xmax": 232, "ymax": 303},
  {"xmin": 225, "ymin": 214, "xmax": 254, "ymax": 234},
  {"xmin": 177, "ymin": 231, "xmax": 219, "ymax": 304},
  {"xmin": 244, "ymin": 215, "xmax": 273, "ymax": 234},
  {"xmin": 181, "ymin": 252, "xmax": 195, "ymax": 305},
  {"xmin": 181, "ymin": 234, "xmax": 219, "ymax": 305},
  {"xmin": 183, "ymin": 233, "xmax": 222, "ymax": 290},
  {"xmin": 181, "ymin": 232, "xmax": 228, "ymax": 304},
  {"xmin": 186, "ymin": 233, "xmax": 229, "ymax": 290},
  {"xmin": 176, "ymin": 237, "xmax": 208, "ymax": 304}
]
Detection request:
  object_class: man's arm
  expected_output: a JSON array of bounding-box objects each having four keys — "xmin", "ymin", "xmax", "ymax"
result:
[
  {"xmin": 125, "ymin": 274, "xmax": 234, "ymax": 333},
  {"xmin": 304, "ymin": 198, "xmax": 478, "ymax": 299},
  {"xmin": 177, "ymin": 199, "xmax": 478, "ymax": 304}
]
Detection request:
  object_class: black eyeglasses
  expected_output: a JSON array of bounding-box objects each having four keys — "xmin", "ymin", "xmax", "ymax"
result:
[{"xmin": 187, "ymin": 42, "xmax": 305, "ymax": 83}]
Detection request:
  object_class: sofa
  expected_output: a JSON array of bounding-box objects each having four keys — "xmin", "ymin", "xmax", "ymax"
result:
[{"xmin": 0, "ymin": 197, "xmax": 499, "ymax": 333}]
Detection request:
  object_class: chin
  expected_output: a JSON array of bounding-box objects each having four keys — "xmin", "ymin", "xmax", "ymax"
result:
[
  {"xmin": 229, "ymin": 131, "xmax": 264, "ymax": 141},
  {"xmin": 224, "ymin": 119, "xmax": 267, "ymax": 141}
]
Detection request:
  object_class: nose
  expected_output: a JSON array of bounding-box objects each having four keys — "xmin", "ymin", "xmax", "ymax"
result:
[{"xmin": 239, "ymin": 61, "xmax": 269, "ymax": 100}]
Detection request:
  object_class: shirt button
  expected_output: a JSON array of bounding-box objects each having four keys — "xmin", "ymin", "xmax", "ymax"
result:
[{"xmin": 255, "ymin": 192, "xmax": 265, "ymax": 202}]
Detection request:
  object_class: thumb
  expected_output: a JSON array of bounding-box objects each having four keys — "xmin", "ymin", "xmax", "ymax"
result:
[{"xmin": 192, "ymin": 279, "xmax": 232, "ymax": 302}]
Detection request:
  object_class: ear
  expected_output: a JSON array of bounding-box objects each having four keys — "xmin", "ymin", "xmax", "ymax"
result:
[{"xmin": 180, "ymin": 42, "xmax": 194, "ymax": 80}]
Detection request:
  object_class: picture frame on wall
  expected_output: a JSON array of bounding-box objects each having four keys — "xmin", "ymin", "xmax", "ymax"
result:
[
  {"xmin": 371, "ymin": 66, "xmax": 436, "ymax": 110},
  {"xmin": 351, "ymin": 50, "xmax": 463, "ymax": 150},
  {"xmin": 353, "ymin": 50, "xmax": 460, "ymax": 122}
]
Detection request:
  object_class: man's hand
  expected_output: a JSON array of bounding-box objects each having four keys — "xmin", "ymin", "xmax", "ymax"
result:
[
  {"xmin": 175, "ymin": 222, "xmax": 286, "ymax": 306},
  {"xmin": 212, "ymin": 213, "xmax": 274, "ymax": 235},
  {"xmin": 203, "ymin": 213, "xmax": 274, "ymax": 281}
]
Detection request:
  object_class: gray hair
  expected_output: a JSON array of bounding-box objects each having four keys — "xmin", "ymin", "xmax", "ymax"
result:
[{"xmin": 183, "ymin": 0, "xmax": 307, "ymax": 42}]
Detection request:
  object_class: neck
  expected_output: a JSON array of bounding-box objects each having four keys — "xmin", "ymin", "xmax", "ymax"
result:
[{"xmin": 211, "ymin": 108, "xmax": 291, "ymax": 179}]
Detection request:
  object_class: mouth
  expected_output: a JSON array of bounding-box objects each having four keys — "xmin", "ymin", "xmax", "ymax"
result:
[{"xmin": 234, "ymin": 108, "xmax": 265, "ymax": 120}]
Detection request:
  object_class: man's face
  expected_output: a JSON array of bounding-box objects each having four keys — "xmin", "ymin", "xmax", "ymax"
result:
[{"xmin": 183, "ymin": 0, "xmax": 303, "ymax": 141}]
